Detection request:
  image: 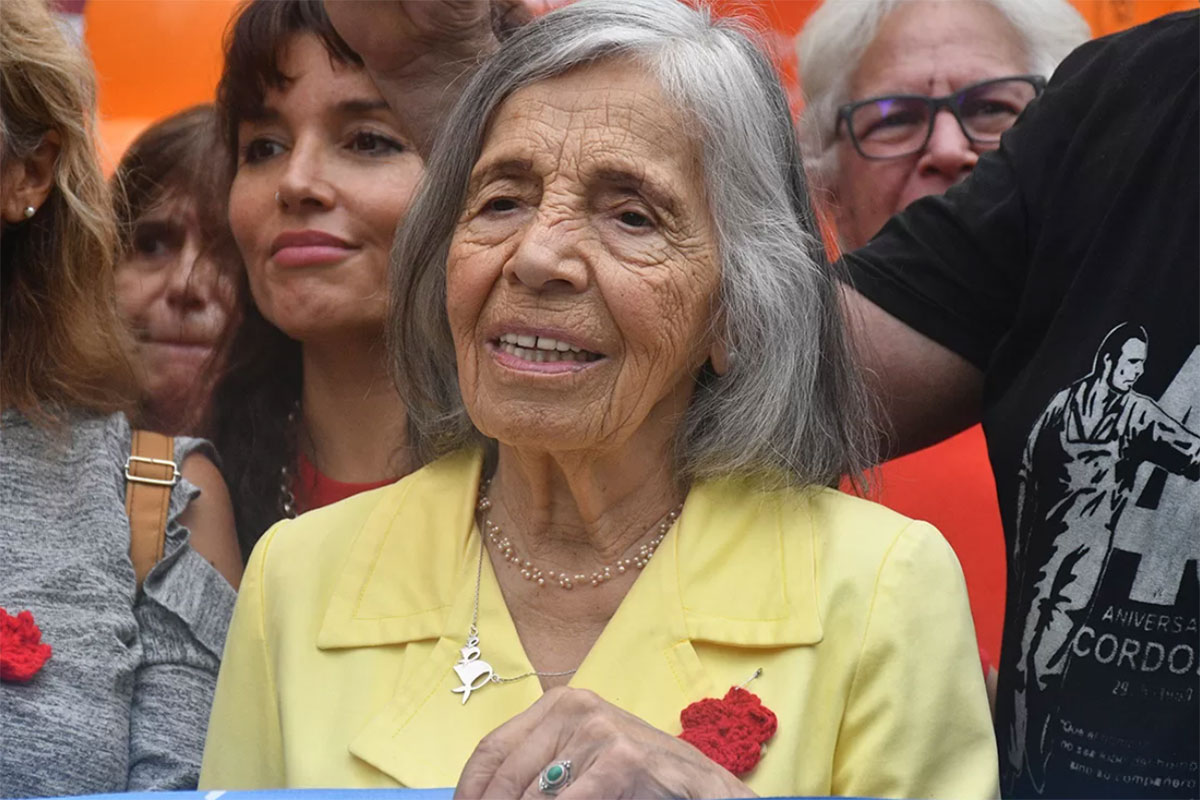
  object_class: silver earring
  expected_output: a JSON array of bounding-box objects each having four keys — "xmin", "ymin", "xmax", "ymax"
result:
[
  {"xmin": 274, "ymin": 191, "xmax": 282, "ymax": 205},
  {"xmin": 23, "ymin": 205, "xmax": 36, "ymax": 219}
]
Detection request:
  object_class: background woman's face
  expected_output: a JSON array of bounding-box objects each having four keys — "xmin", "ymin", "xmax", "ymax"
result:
[
  {"xmin": 830, "ymin": 0, "xmax": 1028, "ymax": 250},
  {"xmin": 227, "ymin": 34, "xmax": 423, "ymax": 344},
  {"xmin": 114, "ymin": 193, "xmax": 236, "ymax": 430},
  {"xmin": 447, "ymin": 60, "xmax": 722, "ymax": 455}
]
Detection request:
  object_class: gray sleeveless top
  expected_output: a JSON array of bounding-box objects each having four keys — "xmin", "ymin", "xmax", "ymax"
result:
[{"xmin": 1, "ymin": 410, "xmax": 236, "ymax": 797}]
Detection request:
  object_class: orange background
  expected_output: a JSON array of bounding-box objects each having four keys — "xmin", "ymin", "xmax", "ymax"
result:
[
  {"xmin": 86, "ymin": 0, "xmax": 1194, "ymax": 168},
  {"xmin": 83, "ymin": 0, "xmax": 1193, "ymax": 664}
]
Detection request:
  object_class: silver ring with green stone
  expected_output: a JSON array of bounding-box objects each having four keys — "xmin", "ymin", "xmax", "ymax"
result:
[{"xmin": 538, "ymin": 759, "xmax": 572, "ymax": 794}]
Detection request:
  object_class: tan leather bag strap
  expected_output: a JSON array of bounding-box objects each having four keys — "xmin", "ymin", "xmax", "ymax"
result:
[{"xmin": 125, "ymin": 430, "xmax": 179, "ymax": 591}]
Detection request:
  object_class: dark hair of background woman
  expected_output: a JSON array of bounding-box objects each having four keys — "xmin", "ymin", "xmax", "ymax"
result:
[
  {"xmin": 113, "ymin": 104, "xmax": 235, "ymax": 275},
  {"xmin": 209, "ymin": 0, "xmax": 362, "ymax": 558}
]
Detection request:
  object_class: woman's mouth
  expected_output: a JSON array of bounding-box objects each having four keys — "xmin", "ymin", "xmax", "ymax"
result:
[
  {"xmin": 270, "ymin": 230, "xmax": 358, "ymax": 268},
  {"xmin": 489, "ymin": 332, "xmax": 603, "ymax": 372}
]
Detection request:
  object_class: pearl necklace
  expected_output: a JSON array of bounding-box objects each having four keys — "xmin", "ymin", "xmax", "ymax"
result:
[
  {"xmin": 450, "ymin": 480, "xmax": 685, "ymax": 703},
  {"xmin": 476, "ymin": 480, "xmax": 682, "ymax": 590}
]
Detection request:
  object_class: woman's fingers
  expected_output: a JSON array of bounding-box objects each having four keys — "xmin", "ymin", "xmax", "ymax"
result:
[
  {"xmin": 454, "ymin": 688, "xmax": 576, "ymax": 799},
  {"xmin": 457, "ymin": 687, "xmax": 754, "ymax": 800}
]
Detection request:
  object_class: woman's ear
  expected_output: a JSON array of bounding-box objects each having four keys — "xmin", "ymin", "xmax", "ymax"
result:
[
  {"xmin": 709, "ymin": 339, "xmax": 730, "ymax": 376},
  {"xmin": 1, "ymin": 130, "xmax": 61, "ymax": 224}
]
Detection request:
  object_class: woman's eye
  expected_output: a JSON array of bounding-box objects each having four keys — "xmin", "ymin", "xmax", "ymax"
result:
[
  {"xmin": 484, "ymin": 197, "xmax": 519, "ymax": 214},
  {"xmin": 618, "ymin": 210, "xmax": 653, "ymax": 229},
  {"xmin": 348, "ymin": 131, "xmax": 404, "ymax": 155},
  {"xmin": 134, "ymin": 234, "xmax": 169, "ymax": 258},
  {"xmin": 131, "ymin": 223, "xmax": 178, "ymax": 260},
  {"xmin": 242, "ymin": 138, "xmax": 284, "ymax": 164}
]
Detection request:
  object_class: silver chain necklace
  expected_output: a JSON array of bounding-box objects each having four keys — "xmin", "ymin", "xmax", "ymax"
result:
[{"xmin": 450, "ymin": 483, "xmax": 684, "ymax": 704}]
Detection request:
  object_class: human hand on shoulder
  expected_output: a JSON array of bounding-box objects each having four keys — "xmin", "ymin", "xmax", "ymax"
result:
[{"xmin": 455, "ymin": 687, "xmax": 755, "ymax": 800}]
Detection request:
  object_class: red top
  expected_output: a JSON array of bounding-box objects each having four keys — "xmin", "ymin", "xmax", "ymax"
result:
[{"xmin": 293, "ymin": 451, "xmax": 397, "ymax": 514}]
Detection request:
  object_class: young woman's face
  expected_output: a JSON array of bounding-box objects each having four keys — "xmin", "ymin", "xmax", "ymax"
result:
[
  {"xmin": 115, "ymin": 193, "xmax": 236, "ymax": 431},
  {"xmin": 227, "ymin": 33, "xmax": 423, "ymax": 344}
]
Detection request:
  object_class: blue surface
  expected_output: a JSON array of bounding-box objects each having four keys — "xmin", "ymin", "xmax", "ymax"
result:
[
  {"xmin": 50, "ymin": 792, "xmax": 844, "ymax": 800},
  {"xmin": 62, "ymin": 792, "xmax": 454, "ymax": 800}
]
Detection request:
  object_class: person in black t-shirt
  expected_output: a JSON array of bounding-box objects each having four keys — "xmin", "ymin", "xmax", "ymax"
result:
[{"xmin": 842, "ymin": 11, "xmax": 1199, "ymax": 799}]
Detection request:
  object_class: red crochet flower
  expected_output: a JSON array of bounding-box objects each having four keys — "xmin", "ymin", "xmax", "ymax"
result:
[
  {"xmin": 679, "ymin": 686, "xmax": 777, "ymax": 775},
  {"xmin": 0, "ymin": 609, "xmax": 52, "ymax": 682}
]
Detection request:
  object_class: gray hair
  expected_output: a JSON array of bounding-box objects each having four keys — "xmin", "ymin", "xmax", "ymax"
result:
[
  {"xmin": 796, "ymin": 0, "xmax": 1090, "ymax": 188},
  {"xmin": 391, "ymin": 0, "xmax": 875, "ymax": 488}
]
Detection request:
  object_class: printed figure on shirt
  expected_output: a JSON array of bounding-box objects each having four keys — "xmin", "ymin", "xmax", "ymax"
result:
[{"xmin": 1008, "ymin": 321, "xmax": 1200, "ymax": 791}]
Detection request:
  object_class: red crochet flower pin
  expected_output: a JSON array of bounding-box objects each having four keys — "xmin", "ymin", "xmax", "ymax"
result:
[
  {"xmin": 679, "ymin": 678, "xmax": 777, "ymax": 775},
  {"xmin": 1, "ymin": 608, "xmax": 52, "ymax": 683}
]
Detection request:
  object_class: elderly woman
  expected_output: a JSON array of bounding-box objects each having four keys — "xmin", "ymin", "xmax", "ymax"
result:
[{"xmin": 200, "ymin": 1, "xmax": 996, "ymax": 797}]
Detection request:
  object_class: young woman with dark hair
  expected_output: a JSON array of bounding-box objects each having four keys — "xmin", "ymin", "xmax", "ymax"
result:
[{"xmin": 210, "ymin": 0, "xmax": 501, "ymax": 557}]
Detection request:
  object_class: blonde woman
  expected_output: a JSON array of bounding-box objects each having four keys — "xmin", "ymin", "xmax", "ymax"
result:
[{"xmin": 0, "ymin": 0, "xmax": 241, "ymax": 794}]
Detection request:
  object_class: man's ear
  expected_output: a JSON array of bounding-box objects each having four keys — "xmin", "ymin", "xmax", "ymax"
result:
[
  {"xmin": 1, "ymin": 130, "xmax": 61, "ymax": 224},
  {"xmin": 709, "ymin": 339, "xmax": 730, "ymax": 376}
]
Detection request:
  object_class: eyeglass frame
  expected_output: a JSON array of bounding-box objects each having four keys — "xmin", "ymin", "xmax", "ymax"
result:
[{"xmin": 835, "ymin": 74, "xmax": 1047, "ymax": 161}]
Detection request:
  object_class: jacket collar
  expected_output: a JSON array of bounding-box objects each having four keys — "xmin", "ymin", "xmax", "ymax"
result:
[{"xmin": 316, "ymin": 450, "xmax": 824, "ymax": 786}]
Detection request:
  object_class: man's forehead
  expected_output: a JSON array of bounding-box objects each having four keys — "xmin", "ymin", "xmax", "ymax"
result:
[{"xmin": 1120, "ymin": 339, "xmax": 1148, "ymax": 358}]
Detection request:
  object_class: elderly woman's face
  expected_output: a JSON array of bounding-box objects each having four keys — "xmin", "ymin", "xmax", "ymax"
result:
[
  {"xmin": 831, "ymin": 0, "xmax": 1028, "ymax": 250},
  {"xmin": 447, "ymin": 60, "xmax": 721, "ymax": 454}
]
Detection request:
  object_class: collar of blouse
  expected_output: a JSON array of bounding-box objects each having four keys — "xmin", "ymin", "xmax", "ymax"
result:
[{"xmin": 316, "ymin": 448, "xmax": 823, "ymax": 787}]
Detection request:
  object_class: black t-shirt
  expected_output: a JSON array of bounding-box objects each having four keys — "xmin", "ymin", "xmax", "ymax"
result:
[{"xmin": 844, "ymin": 12, "xmax": 1199, "ymax": 799}]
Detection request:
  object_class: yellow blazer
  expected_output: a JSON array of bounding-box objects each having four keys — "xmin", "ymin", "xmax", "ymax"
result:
[{"xmin": 200, "ymin": 450, "xmax": 998, "ymax": 798}]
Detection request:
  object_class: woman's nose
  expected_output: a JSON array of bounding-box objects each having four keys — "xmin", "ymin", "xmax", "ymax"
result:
[
  {"xmin": 503, "ymin": 212, "xmax": 589, "ymax": 293},
  {"xmin": 916, "ymin": 110, "xmax": 979, "ymax": 182},
  {"xmin": 275, "ymin": 138, "xmax": 336, "ymax": 210},
  {"xmin": 165, "ymin": 241, "xmax": 216, "ymax": 312}
]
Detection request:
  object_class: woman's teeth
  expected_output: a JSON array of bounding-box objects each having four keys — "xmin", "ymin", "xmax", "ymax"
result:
[{"xmin": 497, "ymin": 333, "xmax": 599, "ymax": 363}]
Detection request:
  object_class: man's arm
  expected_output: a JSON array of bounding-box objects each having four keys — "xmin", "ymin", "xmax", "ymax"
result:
[{"xmin": 841, "ymin": 285, "xmax": 984, "ymax": 458}]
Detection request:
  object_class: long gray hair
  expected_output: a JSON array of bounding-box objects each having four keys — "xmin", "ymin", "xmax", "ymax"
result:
[{"xmin": 391, "ymin": 0, "xmax": 875, "ymax": 488}]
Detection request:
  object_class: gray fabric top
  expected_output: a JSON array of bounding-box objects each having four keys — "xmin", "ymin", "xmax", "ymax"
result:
[{"xmin": 1, "ymin": 410, "xmax": 236, "ymax": 798}]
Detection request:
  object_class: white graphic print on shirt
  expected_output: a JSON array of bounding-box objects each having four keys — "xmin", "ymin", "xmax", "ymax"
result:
[{"xmin": 1006, "ymin": 323, "xmax": 1200, "ymax": 795}]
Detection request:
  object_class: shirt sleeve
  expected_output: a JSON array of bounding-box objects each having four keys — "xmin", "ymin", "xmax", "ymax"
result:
[
  {"xmin": 127, "ymin": 447, "xmax": 238, "ymax": 790},
  {"xmin": 841, "ymin": 32, "xmax": 1115, "ymax": 371},
  {"xmin": 199, "ymin": 523, "xmax": 287, "ymax": 790},
  {"xmin": 831, "ymin": 521, "xmax": 1000, "ymax": 800}
]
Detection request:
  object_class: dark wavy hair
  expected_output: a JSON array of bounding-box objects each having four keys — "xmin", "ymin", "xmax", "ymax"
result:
[
  {"xmin": 209, "ymin": 0, "xmax": 361, "ymax": 558},
  {"xmin": 113, "ymin": 104, "xmax": 234, "ymax": 266}
]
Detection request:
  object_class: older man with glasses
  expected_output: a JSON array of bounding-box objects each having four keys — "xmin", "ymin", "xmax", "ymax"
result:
[
  {"xmin": 798, "ymin": 3, "xmax": 1199, "ymax": 799},
  {"xmin": 797, "ymin": 0, "xmax": 1086, "ymax": 252},
  {"xmin": 794, "ymin": 0, "xmax": 1086, "ymax": 712}
]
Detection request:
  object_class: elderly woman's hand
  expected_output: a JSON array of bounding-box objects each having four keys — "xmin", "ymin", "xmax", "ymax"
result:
[{"xmin": 454, "ymin": 688, "xmax": 756, "ymax": 799}]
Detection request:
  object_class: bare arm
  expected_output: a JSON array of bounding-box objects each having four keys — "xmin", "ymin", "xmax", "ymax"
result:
[
  {"xmin": 841, "ymin": 285, "xmax": 984, "ymax": 458},
  {"xmin": 178, "ymin": 453, "xmax": 242, "ymax": 588},
  {"xmin": 324, "ymin": 0, "xmax": 519, "ymax": 156}
]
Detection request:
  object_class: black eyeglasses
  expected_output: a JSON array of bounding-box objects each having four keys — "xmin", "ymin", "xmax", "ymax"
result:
[{"xmin": 837, "ymin": 75, "xmax": 1046, "ymax": 160}]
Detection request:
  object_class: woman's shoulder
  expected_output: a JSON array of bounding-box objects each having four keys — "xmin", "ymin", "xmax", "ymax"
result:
[
  {"xmin": 689, "ymin": 477, "xmax": 958, "ymax": 590},
  {"xmin": 693, "ymin": 477, "xmax": 935, "ymax": 547},
  {"xmin": 247, "ymin": 450, "xmax": 480, "ymax": 590}
]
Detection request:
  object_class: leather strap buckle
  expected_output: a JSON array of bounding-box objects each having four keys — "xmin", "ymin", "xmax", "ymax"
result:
[{"xmin": 124, "ymin": 455, "xmax": 181, "ymax": 487}]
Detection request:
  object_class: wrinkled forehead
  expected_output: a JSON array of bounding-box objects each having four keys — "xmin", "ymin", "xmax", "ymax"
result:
[
  {"xmin": 477, "ymin": 59, "xmax": 702, "ymax": 187},
  {"xmin": 851, "ymin": 0, "xmax": 1028, "ymax": 97}
]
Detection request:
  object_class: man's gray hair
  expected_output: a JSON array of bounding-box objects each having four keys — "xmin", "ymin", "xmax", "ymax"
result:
[
  {"xmin": 796, "ymin": 0, "xmax": 1090, "ymax": 188},
  {"xmin": 391, "ymin": 0, "xmax": 875, "ymax": 488}
]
